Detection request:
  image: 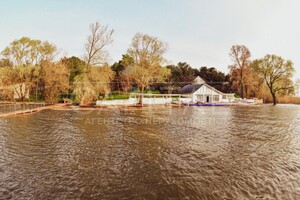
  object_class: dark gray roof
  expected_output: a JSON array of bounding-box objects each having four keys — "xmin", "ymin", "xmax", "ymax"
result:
[{"xmin": 180, "ymin": 84, "xmax": 204, "ymax": 94}]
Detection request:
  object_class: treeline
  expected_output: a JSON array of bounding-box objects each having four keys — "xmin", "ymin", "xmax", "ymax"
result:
[{"xmin": 0, "ymin": 21, "xmax": 297, "ymax": 105}]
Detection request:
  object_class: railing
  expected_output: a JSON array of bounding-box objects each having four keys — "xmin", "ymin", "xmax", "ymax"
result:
[{"xmin": 0, "ymin": 103, "xmax": 46, "ymax": 115}]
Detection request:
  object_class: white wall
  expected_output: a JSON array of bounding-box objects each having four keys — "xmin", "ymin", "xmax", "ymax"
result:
[
  {"xmin": 192, "ymin": 85, "xmax": 223, "ymax": 102},
  {"xmin": 96, "ymin": 97, "xmax": 172, "ymax": 106}
]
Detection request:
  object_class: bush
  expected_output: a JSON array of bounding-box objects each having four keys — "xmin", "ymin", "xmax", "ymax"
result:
[
  {"xmin": 234, "ymin": 93, "xmax": 241, "ymax": 98},
  {"xmin": 146, "ymin": 90, "xmax": 161, "ymax": 94},
  {"xmin": 105, "ymin": 93, "xmax": 130, "ymax": 100},
  {"xmin": 278, "ymin": 96, "xmax": 300, "ymax": 104}
]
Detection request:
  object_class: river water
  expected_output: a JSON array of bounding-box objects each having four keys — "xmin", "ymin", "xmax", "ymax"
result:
[{"xmin": 0, "ymin": 105, "xmax": 300, "ymax": 199}]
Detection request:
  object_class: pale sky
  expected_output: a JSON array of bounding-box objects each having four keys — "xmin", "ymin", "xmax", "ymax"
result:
[{"xmin": 0, "ymin": 0, "xmax": 299, "ymax": 79}]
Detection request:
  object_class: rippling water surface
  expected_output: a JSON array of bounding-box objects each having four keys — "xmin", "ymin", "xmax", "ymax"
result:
[{"xmin": 0, "ymin": 105, "xmax": 300, "ymax": 199}]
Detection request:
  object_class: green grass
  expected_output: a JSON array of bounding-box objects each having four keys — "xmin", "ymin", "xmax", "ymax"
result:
[{"xmin": 104, "ymin": 93, "xmax": 130, "ymax": 100}]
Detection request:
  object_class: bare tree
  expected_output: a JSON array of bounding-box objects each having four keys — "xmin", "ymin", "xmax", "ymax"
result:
[
  {"xmin": 229, "ymin": 45, "xmax": 251, "ymax": 99},
  {"xmin": 84, "ymin": 22, "xmax": 114, "ymax": 67}
]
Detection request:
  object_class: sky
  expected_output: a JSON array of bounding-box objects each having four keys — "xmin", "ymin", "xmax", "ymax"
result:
[{"xmin": 0, "ymin": 0, "xmax": 299, "ymax": 79}]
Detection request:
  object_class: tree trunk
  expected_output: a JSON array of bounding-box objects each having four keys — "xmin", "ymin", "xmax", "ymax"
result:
[
  {"xmin": 138, "ymin": 86, "xmax": 144, "ymax": 106},
  {"xmin": 240, "ymin": 81, "xmax": 244, "ymax": 99},
  {"xmin": 271, "ymin": 92, "xmax": 277, "ymax": 105}
]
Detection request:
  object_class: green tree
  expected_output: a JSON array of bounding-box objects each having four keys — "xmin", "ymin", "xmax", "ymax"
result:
[
  {"xmin": 125, "ymin": 33, "xmax": 170, "ymax": 105},
  {"xmin": 60, "ymin": 56, "xmax": 86, "ymax": 83},
  {"xmin": 167, "ymin": 62, "xmax": 196, "ymax": 86},
  {"xmin": 111, "ymin": 54, "xmax": 134, "ymax": 91},
  {"xmin": 252, "ymin": 54, "xmax": 295, "ymax": 105}
]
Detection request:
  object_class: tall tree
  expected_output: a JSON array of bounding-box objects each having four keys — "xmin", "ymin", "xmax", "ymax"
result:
[
  {"xmin": 1, "ymin": 37, "xmax": 57, "ymax": 101},
  {"xmin": 229, "ymin": 45, "xmax": 251, "ymax": 99},
  {"xmin": 84, "ymin": 21, "xmax": 114, "ymax": 67},
  {"xmin": 252, "ymin": 54, "xmax": 295, "ymax": 105},
  {"xmin": 2, "ymin": 37, "xmax": 57, "ymax": 66},
  {"xmin": 73, "ymin": 21, "xmax": 114, "ymax": 106},
  {"xmin": 125, "ymin": 33, "xmax": 170, "ymax": 105}
]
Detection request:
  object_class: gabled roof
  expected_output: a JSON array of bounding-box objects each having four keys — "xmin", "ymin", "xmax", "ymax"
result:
[
  {"xmin": 180, "ymin": 83, "xmax": 224, "ymax": 95},
  {"xmin": 193, "ymin": 76, "xmax": 206, "ymax": 84},
  {"xmin": 180, "ymin": 84, "xmax": 205, "ymax": 94}
]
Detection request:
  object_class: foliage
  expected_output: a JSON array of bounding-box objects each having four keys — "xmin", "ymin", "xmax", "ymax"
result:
[
  {"xmin": 132, "ymin": 89, "xmax": 161, "ymax": 94},
  {"xmin": 125, "ymin": 33, "xmax": 170, "ymax": 104},
  {"xmin": 234, "ymin": 93, "xmax": 241, "ymax": 98},
  {"xmin": 105, "ymin": 93, "xmax": 130, "ymax": 100},
  {"xmin": 229, "ymin": 45, "xmax": 251, "ymax": 99},
  {"xmin": 252, "ymin": 54, "xmax": 295, "ymax": 105},
  {"xmin": 11, "ymin": 65, "xmax": 41, "ymax": 101},
  {"xmin": 111, "ymin": 54, "xmax": 134, "ymax": 91},
  {"xmin": 0, "ymin": 59, "xmax": 13, "ymax": 68},
  {"xmin": 60, "ymin": 56, "xmax": 86, "ymax": 84},
  {"xmin": 0, "ymin": 67, "xmax": 14, "ymax": 100},
  {"xmin": 41, "ymin": 61, "xmax": 70, "ymax": 103},
  {"xmin": 73, "ymin": 65, "xmax": 114, "ymax": 106},
  {"xmin": 1, "ymin": 37, "xmax": 57, "ymax": 66},
  {"xmin": 197, "ymin": 66, "xmax": 230, "ymax": 93},
  {"xmin": 167, "ymin": 62, "xmax": 196, "ymax": 86}
]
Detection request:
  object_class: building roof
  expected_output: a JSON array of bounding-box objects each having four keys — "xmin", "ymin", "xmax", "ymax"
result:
[
  {"xmin": 180, "ymin": 84, "xmax": 205, "ymax": 94},
  {"xmin": 180, "ymin": 83, "xmax": 226, "ymax": 95},
  {"xmin": 193, "ymin": 76, "xmax": 206, "ymax": 84}
]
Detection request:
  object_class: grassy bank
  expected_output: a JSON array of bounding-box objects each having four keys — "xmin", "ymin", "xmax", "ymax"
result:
[{"xmin": 278, "ymin": 96, "xmax": 300, "ymax": 104}]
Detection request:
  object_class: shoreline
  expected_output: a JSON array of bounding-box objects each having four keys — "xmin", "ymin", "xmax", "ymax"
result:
[{"xmin": 2, "ymin": 102, "xmax": 299, "ymax": 119}]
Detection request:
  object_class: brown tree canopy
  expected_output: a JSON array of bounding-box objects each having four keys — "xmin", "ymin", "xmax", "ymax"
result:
[
  {"xmin": 41, "ymin": 61, "xmax": 70, "ymax": 103},
  {"xmin": 1, "ymin": 37, "xmax": 57, "ymax": 66},
  {"xmin": 125, "ymin": 33, "xmax": 170, "ymax": 104},
  {"xmin": 229, "ymin": 45, "xmax": 251, "ymax": 99}
]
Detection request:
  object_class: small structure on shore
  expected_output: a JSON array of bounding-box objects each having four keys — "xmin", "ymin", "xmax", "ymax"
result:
[
  {"xmin": 0, "ymin": 83, "xmax": 29, "ymax": 100},
  {"xmin": 180, "ymin": 76, "xmax": 235, "ymax": 103}
]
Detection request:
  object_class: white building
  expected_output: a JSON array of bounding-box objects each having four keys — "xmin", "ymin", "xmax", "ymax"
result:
[{"xmin": 180, "ymin": 76, "xmax": 235, "ymax": 103}]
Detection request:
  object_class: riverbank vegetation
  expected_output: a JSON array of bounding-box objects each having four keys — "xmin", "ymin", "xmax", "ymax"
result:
[{"xmin": 0, "ymin": 21, "xmax": 298, "ymax": 106}]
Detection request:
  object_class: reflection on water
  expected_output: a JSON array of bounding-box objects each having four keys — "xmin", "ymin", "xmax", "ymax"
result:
[{"xmin": 0, "ymin": 105, "xmax": 300, "ymax": 199}]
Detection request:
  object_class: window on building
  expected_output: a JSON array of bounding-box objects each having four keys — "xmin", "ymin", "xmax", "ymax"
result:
[
  {"xmin": 213, "ymin": 95, "xmax": 219, "ymax": 101},
  {"xmin": 197, "ymin": 95, "xmax": 203, "ymax": 101}
]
